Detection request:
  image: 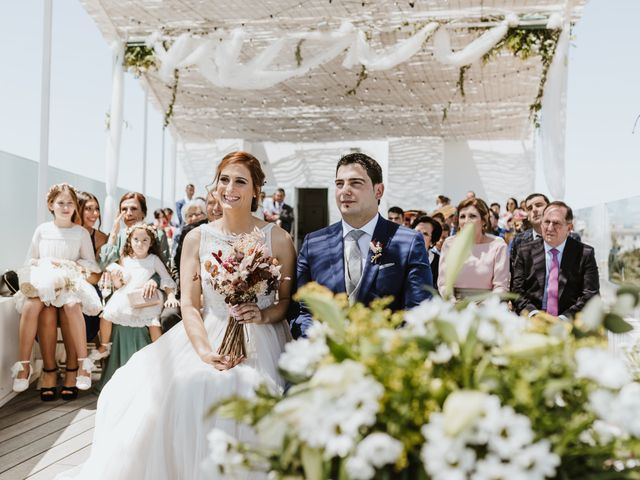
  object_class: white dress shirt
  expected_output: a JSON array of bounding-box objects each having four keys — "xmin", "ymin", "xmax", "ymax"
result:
[{"xmin": 342, "ymin": 214, "xmax": 379, "ymax": 272}]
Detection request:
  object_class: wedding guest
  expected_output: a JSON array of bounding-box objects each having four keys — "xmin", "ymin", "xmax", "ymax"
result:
[
  {"xmin": 292, "ymin": 152, "xmax": 432, "ymax": 338},
  {"xmin": 96, "ymin": 192, "xmax": 170, "ymax": 391},
  {"xmin": 90, "ymin": 224, "xmax": 178, "ymax": 380},
  {"xmin": 412, "ymin": 215, "xmax": 443, "ymax": 289},
  {"xmin": 387, "ymin": 206, "xmax": 404, "ymax": 225},
  {"xmin": 489, "ymin": 210, "xmax": 500, "ymax": 236},
  {"xmin": 264, "ymin": 188, "xmax": 294, "ymax": 234},
  {"xmin": 163, "ymin": 207, "xmax": 178, "ymax": 229},
  {"xmin": 161, "ymin": 197, "xmax": 212, "ymax": 333},
  {"xmin": 512, "ymin": 201, "xmax": 599, "ymax": 319},
  {"xmin": 12, "ymin": 183, "xmax": 101, "ymax": 395},
  {"xmin": 63, "ymin": 151, "xmax": 295, "ymax": 478},
  {"xmin": 435, "ymin": 195, "xmax": 451, "ymax": 211},
  {"xmin": 505, "ymin": 197, "xmax": 518, "ymax": 214},
  {"xmin": 466, "ymin": 191, "xmax": 476, "ymax": 200},
  {"xmin": 490, "ymin": 202, "xmax": 501, "ymax": 215},
  {"xmin": 175, "ymin": 183, "xmax": 195, "ymax": 225},
  {"xmin": 432, "ymin": 212, "xmax": 445, "ymax": 225},
  {"xmin": 510, "ymin": 193, "xmax": 550, "ymax": 279},
  {"xmin": 437, "ymin": 197, "xmax": 509, "ymax": 299},
  {"xmin": 436, "ymin": 223, "xmax": 450, "ymax": 252}
]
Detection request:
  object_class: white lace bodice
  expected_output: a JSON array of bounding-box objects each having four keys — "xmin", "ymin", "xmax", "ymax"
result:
[{"xmin": 198, "ymin": 222, "xmax": 276, "ymax": 317}]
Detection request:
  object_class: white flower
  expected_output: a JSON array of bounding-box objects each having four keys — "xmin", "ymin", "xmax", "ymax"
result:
[
  {"xmin": 580, "ymin": 295, "xmax": 605, "ymax": 330},
  {"xmin": 481, "ymin": 406, "xmax": 534, "ymax": 459},
  {"xmin": 429, "ymin": 343, "xmax": 455, "ymax": 363},
  {"xmin": 404, "ymin": 297, "xmax": 451, "ymax": 336},
  {"xmin": 575, "ymin": 347, "xmax": 631, "ymax": 389},
  {"xmin": 204, "ymin": 429, "xmax": 244, "ymax": 475},
  {"xmin": 511, "ymin": 440, "xmax": 560, "ymax": 479},
  {"xmin": 613, "ymin": 293, "xmax": 636, "ymax": 317},
  {"xmin": 356, "ymin": 432, "xmax": 404, "ymax": 468},
  {"xmin": 345, "ymin": 455, "xmax": 375, "ymax": 480},
  {"xmin": 442, "ymin": 390, "xmax": 492, "ymax": 436},
  {"xmin": 472, "ymin": 454, "xmax": 516, "ymax": 480},
  {"xmin": 501, "ymin": 333, "xmax": 560, "ymax": 358},
  {"xmin": 274, "ymin": 361, "xmax": 383, "ymax": 459},
  {"xmin": 592, "ymin": 420, "xmax": 626, "ymax": 444},
  {"xmin": 278, "ymin": 337, "xmax": 328, "ymax": 379}
]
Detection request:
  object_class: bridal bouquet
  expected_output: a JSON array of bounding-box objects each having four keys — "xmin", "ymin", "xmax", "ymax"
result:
[
  {"xmin": 204, "ymin": 228, "xmax": 282, "ymax": 359},
  {"xmin": 207, "ymin": 279, "xmax": 640, "ymax": 479}
]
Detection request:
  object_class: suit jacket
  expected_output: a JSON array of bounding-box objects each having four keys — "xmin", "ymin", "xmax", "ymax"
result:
[
  {"xmin": 511, "ymin": 236, "xmax": 599, "ymax": 318},
  {"xmin": 291, "ymin": 215, "xmax": 433, "ymax": 338},
  {"xmin": 509, "ymin": 228, "xmax": 535, "ymax": 288}
]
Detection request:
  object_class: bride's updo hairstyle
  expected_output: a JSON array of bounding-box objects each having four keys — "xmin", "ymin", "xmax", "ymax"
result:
[{"xmin": 214, "ymin": 151, "xmax": 265, "ymax": 212}]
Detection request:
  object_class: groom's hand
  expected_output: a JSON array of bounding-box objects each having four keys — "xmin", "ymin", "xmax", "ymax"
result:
[
  {"xmin": 232, "ymin": 303, "xmax": 266, "ymax": 324},
  {"xmin": 201, "ymin": 352, "xmax": 244, "ymax": 370}
]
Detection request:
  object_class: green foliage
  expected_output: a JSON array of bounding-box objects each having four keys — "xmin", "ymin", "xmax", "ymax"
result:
[{"xmin": 123, "ymin": 43, "xmax": 157, "ymax": 77}]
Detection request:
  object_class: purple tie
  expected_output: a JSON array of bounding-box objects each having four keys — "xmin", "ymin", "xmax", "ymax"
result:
[{"xmin": 547, "ymin": 248, "xmax": 560, "ymax": 316}]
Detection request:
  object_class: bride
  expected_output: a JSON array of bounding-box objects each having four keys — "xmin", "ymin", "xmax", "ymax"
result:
[{"xmin": 58, "ymin": 152, "xmax": 295, "ymax": 479}]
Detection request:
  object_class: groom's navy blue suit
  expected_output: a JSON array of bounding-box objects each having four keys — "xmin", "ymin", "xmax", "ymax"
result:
[{"xmin": 291, "ymin": 215, "xmax": 432, "ymax": 338}]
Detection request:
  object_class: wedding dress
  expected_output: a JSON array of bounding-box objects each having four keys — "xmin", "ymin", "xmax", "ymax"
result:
[{"xmin": 57, "ymin": 222, "xmax": 291, "ymax": 480}]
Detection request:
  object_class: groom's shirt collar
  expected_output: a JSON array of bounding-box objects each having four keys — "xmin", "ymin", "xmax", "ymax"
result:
[{"xmin": 341, "ymin": 214, "xmax": 379, "ymax": 240}]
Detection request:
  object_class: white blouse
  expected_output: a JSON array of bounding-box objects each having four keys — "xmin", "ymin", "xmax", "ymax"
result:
[{"xmin": 27, "ymin": 222, "xmax": 101, "ymax": 273}]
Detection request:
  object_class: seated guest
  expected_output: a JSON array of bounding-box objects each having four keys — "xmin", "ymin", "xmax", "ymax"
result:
[
  {"xmin": 263, "ymin": 188, "xmax": 294, "ymax": 234},
  {"xmin": 510, "ymin": 193, "xmax": 549, "ymax": 281},
  {"xmin": 162, "ymin": 194, "xmax": 223, "ymax": 333},
  {"xmin": 512, "ymin": 201, "xmax": 599, "ymax": 319},
  {"xmin": 490, "ymin": 202, "xmax": 501, "ymax": 215},
  {"xmin": 387, "ymin": 206, "xmax": 404, "ymax": 225},
  {"xmin": 489, "ymin": 210, "xmax": 500, "ymax": 236},
  {"xmin": 437, "ymin": 198, "xmax": 509, "ymax": 299},
  {"xmin": 412, "ymin": 216, "xmax": 443, "ymax": 289}
]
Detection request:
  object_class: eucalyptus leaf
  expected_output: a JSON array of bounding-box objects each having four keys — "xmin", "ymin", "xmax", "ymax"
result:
[
  {"xmin": 297, "ymin": 285, "xmax": 346, "ymax": 337},
  {"xmin": 443, "ymin": 223, "xmax": 475, "ymax": 300},
  {"xmin": 603, "ymin": 313, "xmax": 633, "ymax": 334}
]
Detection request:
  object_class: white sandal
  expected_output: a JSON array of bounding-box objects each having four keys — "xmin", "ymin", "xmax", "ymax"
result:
[
  {"xmin": 89, "ymin": 342, "xmax": 112, "ymax": 361},
  {"xmin": 11, "ymin": 361, "xmax": 32, "ymax": 392},
  {"xmin": 76, "ymin": 358, "xmax": 95, "ymax": 391}
]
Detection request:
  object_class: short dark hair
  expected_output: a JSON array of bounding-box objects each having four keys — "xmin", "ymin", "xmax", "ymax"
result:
[
  {"xmin": 437, "ymin": 195, "xmax": 450, "ymax": 205},
  {"xmin": 544, "ymin": 201, "xmax": 573, "ymax": 222},
  {"xmin": 163, "ymin": 207, "xmax": 173, "ymax": 215},
  {"xmin": 525, "ymin": 192, "xmax": 550, "ymax": 205},
  {"xmin": 336, "ymin": 153, "xmax": 383, "ymax": 185},
  {"xmin": 153, "ymin": 208, "xmax": 165, "ymax": 220},
  {"xmin": 388, "ymin": 206, "xmax": 404, "ymax": 216},
  {"xmin": 490, "ymin": 202, "xmax": 500, "ymax": 209},
  {"xmin": 276, "ymin": 188, "xmax": 285, "ymax": 195},
  {"xmin": 411, "ymin": 215, "xmax": 443, "ymax": 244},
  {"xmin": 432, "ymin": 212, "xmax": 445, "ymax": 224},
  {"xmin": 186, "ymin": 183, "xmax": 195, "ymax": 188}
]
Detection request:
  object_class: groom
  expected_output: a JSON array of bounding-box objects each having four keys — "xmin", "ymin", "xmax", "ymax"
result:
[{"xmin": 291, "ymin": 153, "xmax": 433, "ymax": 339}]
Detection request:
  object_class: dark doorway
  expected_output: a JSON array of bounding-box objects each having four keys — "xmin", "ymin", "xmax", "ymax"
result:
[{"xmin": 296, "ymin": 188, "xmax": 329, "ymax": 250}]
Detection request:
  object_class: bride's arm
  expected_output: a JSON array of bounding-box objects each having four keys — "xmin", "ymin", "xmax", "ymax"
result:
[
  {"xmin": 181, "ymin": 228, "xmax": 240, "ymax": 370},
  {"xmin": 236, "ymin": 226, "xmax": 296, "ymax": 325}
]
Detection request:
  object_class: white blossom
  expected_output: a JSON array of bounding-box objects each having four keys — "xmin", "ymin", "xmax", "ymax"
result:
[
  {"xmin": 204, "ymin": 429, "xmax": 245, "ymax": 475},
  {"xmin": 356, "ymin": 432, "xmax": 404, "ymax": 468},
  {"xmin": 590, "ymin": 383, "xmax": 640, "ymax": 437},
  {"xmin": 429, "ymin": 343, "xmax": 455, "ymax": 363},
  {"xmin": 278, "ymin": 337, "xmax": 328, "ymax": 379},
  {"xmin": 345, "ymin": 455, "xmax": 375, "ymax": 480},
  {"xmin": 576, "ymin": 347, "xmax": 631, "ymax": 389}
]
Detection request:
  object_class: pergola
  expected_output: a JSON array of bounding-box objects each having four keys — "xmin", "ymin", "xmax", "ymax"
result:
[{"xmin": 80, "ymin": 0, "xmax": 586, "ymax": 226}]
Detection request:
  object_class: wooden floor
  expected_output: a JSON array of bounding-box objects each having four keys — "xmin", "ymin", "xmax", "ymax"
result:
[{"xmin": 0, "ymin": 387, "xmax": 97, "ymax": 480}]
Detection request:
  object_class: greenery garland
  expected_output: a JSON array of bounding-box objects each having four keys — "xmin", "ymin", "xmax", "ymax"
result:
[
  {"xmin": 483, "ymin": 27, "xmax": 562, "ymax": 127},
  {"xmin": 164, "ymin": 69, "xmax": 179, "ymax": 127},
  {"xmin": 346, "ymin": 65, "xmax": 368, "ymax": 96}
]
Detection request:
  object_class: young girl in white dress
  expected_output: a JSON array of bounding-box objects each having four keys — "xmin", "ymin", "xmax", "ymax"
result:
[
  {"xmin": 90, "ymin": 223, "xmax": 178, "ymax": 360},
  {"xmin": 12, "ymin": 183, "xmax": 102, "ymax": 393}
]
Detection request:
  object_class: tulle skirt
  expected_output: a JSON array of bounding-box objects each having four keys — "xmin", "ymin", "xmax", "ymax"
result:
[{"xmin": 56, "ymin": 308, "xmax": 291, "ymax": 480}]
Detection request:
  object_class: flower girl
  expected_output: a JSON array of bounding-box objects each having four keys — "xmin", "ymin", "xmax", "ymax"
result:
[
  {"xmin": 13, "ymin": 183, "xmax": 102, "ymax": 392},
  {"xmin": 90, "ymin": 223, "xmax": 178, "ymax": 360}
]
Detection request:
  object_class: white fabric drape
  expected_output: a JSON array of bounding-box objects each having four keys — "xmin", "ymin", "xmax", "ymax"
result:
[
  {"xmin": 538, "ymin": 22, "xmax": 569, "ymax": 200},
  {"xmin": 433, "ymin": 14, "xmax": 518, "ymax": 67},
  {"xmin": 103, "ymin": 41, "xmax": 125, "ymax": 231}
]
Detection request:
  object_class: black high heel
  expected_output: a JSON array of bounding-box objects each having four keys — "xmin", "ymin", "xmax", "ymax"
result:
[
  {"xmin": 40, "ymin": 367, "xmax": 59, "ymax": 402},
  {"xmin": 60, "ymin": 366, "xmax": 79, "ymax": 401}
]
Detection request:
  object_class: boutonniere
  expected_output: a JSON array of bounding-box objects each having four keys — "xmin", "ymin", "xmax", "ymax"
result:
[{"xmin": 370, "ymin": 240, "xmax": 383, "ymax": 264}]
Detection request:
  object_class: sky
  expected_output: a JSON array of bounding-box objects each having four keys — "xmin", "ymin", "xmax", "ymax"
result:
[{"xmin": 1, "ymin": 0, "xmax": 639, "ymax": 210}]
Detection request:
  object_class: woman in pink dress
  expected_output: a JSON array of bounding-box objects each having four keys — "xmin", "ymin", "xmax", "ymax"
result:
[{"xmin": 437, "ymin": 197, "xmax": 509, "ymax": 299}]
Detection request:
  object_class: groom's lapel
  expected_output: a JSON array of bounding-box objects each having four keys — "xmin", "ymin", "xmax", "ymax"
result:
[
  {"xmin": 326, "ymin": 222, "xmax": 346, "ymax": 293},
  {"xmin": 358, "ymin": 215, "xmax": 390, "ymax": 301}
]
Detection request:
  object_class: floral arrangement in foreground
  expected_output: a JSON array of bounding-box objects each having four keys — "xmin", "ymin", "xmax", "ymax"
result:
[
  {"xmin": 205, "ymin": 229, "xmax": 640, "ymax": 479},
  {"xmin": 203, "ymin": 228, "xmax": 282, "ymax": 358}
]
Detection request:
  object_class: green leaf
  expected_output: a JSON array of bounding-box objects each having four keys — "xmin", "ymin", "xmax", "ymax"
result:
[
  {"xmin": 434, "ymin": 319, "xmax": 459, "ymax": 344},
  {"xmin": 443, "ymin": 223, "xmax": 475, "ymax": 300},
  {"xmin": 326, "ymin": 336, "xmax": 355, "ymax": 362},
  {"xmin": 603, "ymin": 313, "xmax": 633, "ymax": 334},
  {"xmin": 301, "ymin": 444, "xmax": 323, "ymax": 480},
  {"xmin": 297, "ymin": 284, "xmax": 346, "ymax": 337}
]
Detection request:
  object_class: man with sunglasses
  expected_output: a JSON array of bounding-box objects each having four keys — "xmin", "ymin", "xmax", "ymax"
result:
[{"xmin": 512, "ymin": 201, "xmax": 599, "ymax": 320}]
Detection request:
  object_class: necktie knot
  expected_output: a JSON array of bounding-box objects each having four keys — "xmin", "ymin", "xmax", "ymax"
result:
[
  {"xmin": 550, "ymin": 247, "xmax": 559, "ymax": 257},
  {"xmin": 347, "ymin": 229, "xmax": 365, "ymax": 242}
]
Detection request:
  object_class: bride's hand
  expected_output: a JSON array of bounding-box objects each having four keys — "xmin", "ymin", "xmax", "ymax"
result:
[
  {"xmin": 201, "ymin": 352, "xmax": 244, "ymax": 371},
  {"xmin": 231, "ymin": 303, "xmax": 266, "ymax": 324}
]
